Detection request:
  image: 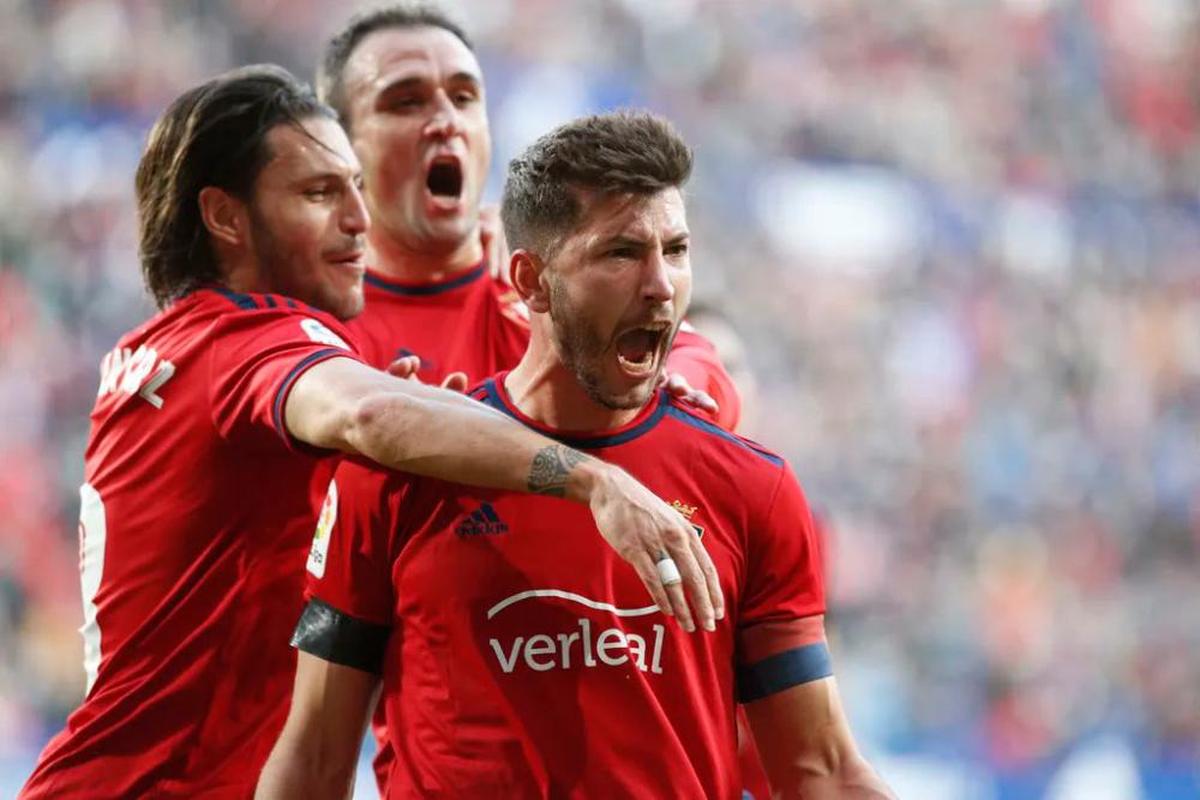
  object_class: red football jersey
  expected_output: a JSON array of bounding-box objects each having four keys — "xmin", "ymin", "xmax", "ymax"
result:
[
  {"xmin": 21, "ymin": 288, "xmax": 362, "ymax": 800},
  {"xmin": 347, "ymin": 263, "xmax": 741, "ymax": 430},
  {"xmin": 347, "ymin": 264, "xmax": 530, "ymax": 386},
  {"xmin": 300, "ymin": 373, "xmax": 828, "ymax": 799}
]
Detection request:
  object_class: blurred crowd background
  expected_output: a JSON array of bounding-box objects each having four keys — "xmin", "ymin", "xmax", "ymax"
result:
[{"xmin": 1, "ymin": 0, "xmax": 1198, "ymax": 798}]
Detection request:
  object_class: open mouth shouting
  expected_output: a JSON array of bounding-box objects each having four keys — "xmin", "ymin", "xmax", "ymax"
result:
[
  {"xmin": 425, "ymin": 153, "xmax": 464, "ymax": 212},
  {"xmin": 614, "ymin": 321, "xmax": 673, "ymax": 379}
]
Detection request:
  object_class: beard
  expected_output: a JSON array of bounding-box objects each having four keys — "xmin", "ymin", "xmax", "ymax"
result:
[
  {"xmin": 249, "ymin": 206, "xmax": 363, "ymax": 321},
  {"xmin": 547, "ymin": 277, "xmax": 676, "ymax": 411}
]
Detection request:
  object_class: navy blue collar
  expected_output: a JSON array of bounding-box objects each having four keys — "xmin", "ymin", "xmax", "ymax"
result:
[
  {"xmin": 364, "ymin": 262, "xmax": 487, "ymax": 296},
  {"xmin": 477, "ymin": 377, "xmax": 667, "ymax": 449}
]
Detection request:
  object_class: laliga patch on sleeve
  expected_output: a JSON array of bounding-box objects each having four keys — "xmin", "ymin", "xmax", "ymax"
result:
[
  {"xmin": 306, "ymin": 479, "xmax": 338, "ymax": 577},
  {"xmin": 300, "ymin": 318, "xmax": 350, "ymax": 350}
]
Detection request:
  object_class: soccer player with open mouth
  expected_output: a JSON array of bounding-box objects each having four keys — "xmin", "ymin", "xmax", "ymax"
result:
[
  {"xmin": 19, "ymin": 69, "xmax": 722, "ymax": 800},
  {"xmin": 259, "ymin": 111, "xmax": 895, "ymax": 800}
]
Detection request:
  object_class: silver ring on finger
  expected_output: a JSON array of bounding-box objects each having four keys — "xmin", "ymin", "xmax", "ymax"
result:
[{"xmin": 655, "ymin": 555, "xmax": 683, "ymax": 586}]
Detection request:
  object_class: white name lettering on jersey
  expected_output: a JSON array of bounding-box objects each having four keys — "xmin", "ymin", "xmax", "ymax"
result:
[{"xmin": 97, "ymin": 345, "xmax": 176, "ymax": 409}]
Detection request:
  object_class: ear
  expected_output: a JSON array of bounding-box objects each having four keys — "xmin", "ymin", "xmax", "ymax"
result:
[
  {"xmin": 510, "ymin": 249, "xmax": 551, "ymax": 313},
  {"xmin": 197, "ymin": 186, "xmax": 248, "ymax": 249}
]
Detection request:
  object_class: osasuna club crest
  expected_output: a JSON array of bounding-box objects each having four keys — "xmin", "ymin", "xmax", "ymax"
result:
[{"xmin": 670, "ymin": 499, "xmax": 704, "ymax": 539}]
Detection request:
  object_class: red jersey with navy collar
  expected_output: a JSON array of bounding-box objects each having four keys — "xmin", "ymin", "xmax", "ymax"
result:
[
  {"xmin": 347, "ymin": 263, "xmax": 741, "ymax": 430},
  {"xmin": 299, "ymin": 372, "xmax": 827, "ymax": 799},
  {"xmin": 21, "ymin": 288, "xmax": 362, "ymax": 800}
]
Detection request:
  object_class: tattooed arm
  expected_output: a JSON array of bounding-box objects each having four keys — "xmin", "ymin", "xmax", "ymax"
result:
[{"xmin": 285, "ymin": 358, "xmax": 724, "ymax": 629}]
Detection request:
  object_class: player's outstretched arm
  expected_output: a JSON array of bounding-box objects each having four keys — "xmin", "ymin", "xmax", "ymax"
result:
[
  {"xmin": 744, "ymin": 675, "xmax": 896, "ymax": 799},
  {"xmin": 256, "ymin": 651, "xmax": 377, "ymax": 800},
  {"xmin": 285, "ymin": 357, "xmax": 723, "ymax": 632}
]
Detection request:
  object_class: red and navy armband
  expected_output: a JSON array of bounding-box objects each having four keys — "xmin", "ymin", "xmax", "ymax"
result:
[{"xmin": 736, "ymin": 616, "xmax": 832, "ymax": 702}]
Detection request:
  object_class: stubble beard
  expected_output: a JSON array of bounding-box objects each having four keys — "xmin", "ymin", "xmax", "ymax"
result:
[{"xmin": 548, "ymin": 278, "xmax": 654, "ymax": 412}]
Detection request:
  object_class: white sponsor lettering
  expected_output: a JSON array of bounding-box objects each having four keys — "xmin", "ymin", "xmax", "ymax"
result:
[
  {"xmin": 97, "ymin": 345, "xmax": 175, "ymax": 409},
  {"xmin": 486, "ymin": 589, "xmax": 667, "ymax": 675},
  {"xmin": 489, "ymin": 618, "xmax": 666, "ymax": 675}
]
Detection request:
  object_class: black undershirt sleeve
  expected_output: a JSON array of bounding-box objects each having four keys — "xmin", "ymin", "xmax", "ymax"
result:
[{"xmin": 290, "ymin": 597, "xmax": 390, "ymax": 675}]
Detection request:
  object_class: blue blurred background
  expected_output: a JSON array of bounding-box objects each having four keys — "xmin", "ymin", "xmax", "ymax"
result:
[{"xmin": 0, "ymin": 1, "xmax": 1197, "ymax": 798}]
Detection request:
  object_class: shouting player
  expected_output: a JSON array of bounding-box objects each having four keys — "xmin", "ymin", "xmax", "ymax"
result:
[
  {"xmin": 20, "ymin": 69, "xmax": 722, "ymax": 800},
  {"xmin": 258, "ymin": 112, "xmax": 894, "ymax": 799},
  {"xmin": 316, "ymin": 6, "xmax": 745, "ymax": 791},
  {"xmin": 317, "ymin": 4, "xmax": 741, "ymax": 424}
]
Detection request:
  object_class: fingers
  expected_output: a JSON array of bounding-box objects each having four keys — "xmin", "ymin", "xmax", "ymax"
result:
[
  {"xmin": 478, "ymin": 204, "xmax": 510, "ymax": 283},
  {"xmin": 659, "ymin": 524, "xmax": 715, "ymax": 632},
  {"xmin": 386, "ymin": 355, "xmax": 421, "ymax": 380},
  {"xmin": 664, "ymin": 373, "xmax": 719, "ymax": 413},
  {"xmin": 629, "ymin": 551, "xmax": 675, "ymax": 622},
  {"xmin": 440, "ymin": 371, "xmax": 469, "ymax": 393},
  {"xmin": 689, "ymin": 527, "xmax": 725, "ymax": 621}
]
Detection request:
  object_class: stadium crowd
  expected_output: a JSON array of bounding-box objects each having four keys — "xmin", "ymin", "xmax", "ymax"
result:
[{"xmin": 0, "ymin": 0, "xmax": 1197, "ymax": 797}]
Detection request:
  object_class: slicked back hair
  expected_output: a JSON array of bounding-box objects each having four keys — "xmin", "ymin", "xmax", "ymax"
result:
[
  {"xmin": 318, "ymin": 3, "xmax": 473, "ymax": 131},
  {"xmin": 500, "ymin": 111, "xmax": 694, "ymax": 260},
  {"xmin": 135, "ymin": 64, "xmax": 335, "ymax": 307}
]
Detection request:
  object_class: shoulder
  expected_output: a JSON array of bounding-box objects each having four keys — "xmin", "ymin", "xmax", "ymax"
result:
[
  {"xmin": 200, "ymin": 288, "xmax": 357, "ymax": 353},
  {"xmin": 659, "ymin": 394, "xmax": 786, "ymax": 474}
]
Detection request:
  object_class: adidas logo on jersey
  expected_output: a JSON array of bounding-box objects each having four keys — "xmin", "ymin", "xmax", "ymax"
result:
[{"xmin": 455, "ymin": 503, "xmax": 509, "ymax": 537}]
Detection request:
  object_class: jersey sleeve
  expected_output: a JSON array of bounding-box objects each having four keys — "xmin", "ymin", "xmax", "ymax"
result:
[
  {"xmin": 293, "ymin": 457, "xmax": 407, "ymax": 674},
  {"xmin": 665, "ymin": 326, "xmax": 742, "ymax": 431},
  {"xmin": 736, "ymin": 464, "xmax": 830, "ymax": 702},
  {"xmin": 207, "ymin": 307, "xmax": 362, "ymax": 451}
]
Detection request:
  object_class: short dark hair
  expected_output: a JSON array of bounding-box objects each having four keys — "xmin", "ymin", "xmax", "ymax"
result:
[
  {"xmin": 501, "ymin": 111, "xmax": 694, "ymax": 258},
  {"xmin": 318, "ymin": 3, "xmax": 473, "ymax": 129},
  {"xmin": 135, "ymin": 64, "xmax": 335, "ymax": 307}
]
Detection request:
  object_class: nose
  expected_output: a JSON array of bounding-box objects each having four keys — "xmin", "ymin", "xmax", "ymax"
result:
[
  {"xmin": 642, "ymin": 249, "xmax": 675, "ymax": 304},
  {"xmin": 341, "ymin": 180, "xmax": 371, "ymax": 237},
  {"xmin": 423, "ymin": 89, "xmax": 462, "ymax": 139}
]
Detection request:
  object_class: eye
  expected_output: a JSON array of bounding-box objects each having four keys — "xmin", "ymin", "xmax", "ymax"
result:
[
  {"xmin": 303, "ymin": 188, "xmax": 329, "ymax": 200},
  {"xmin": 452, "ymin": 90, "xmax": 477, "ymax": 106},
  {"xmin": 385, "ymin": 95, "xmax": 423, "ymax": 112},
  {"xmin": 665, "ymin": 242, "xmax": 689, "ymax": 257},
  {"xmin": 606, "ymin": 246, "xmax": 638, "ymax": 260}
]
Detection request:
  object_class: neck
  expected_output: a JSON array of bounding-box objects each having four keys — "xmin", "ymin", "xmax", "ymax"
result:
[
  {"xmin": 504, "ymin": 332, "xmax": 647, "ymax": 432},
  {"xmin": 368, "ymin": 225, "xmax": 483, "ymax": 283},
  {"xmin": 219, "ymin": 256, "xmax": 267, "ymax": 294}
]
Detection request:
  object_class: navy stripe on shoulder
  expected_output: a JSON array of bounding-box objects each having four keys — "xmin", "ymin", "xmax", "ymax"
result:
[
  {"xmin": 663, "ymin": 404, "xmax": 784, "ymax": 466},
  {"xmin": 263, "ymin": 294, "xmax": 278, "ymax": 308},
  {"xmin": 292, "ymin": 597, "xmax": 390, "ymax": 675},
  {"xmin": 213, "ymin": 286, "xmax": 260, "ymax": 310},
  {"xmin": 271, "ymin": 348, "xmax": 346, "ymax": 444},
  {"xmin": 737, "ymin": 642, "xmax": 833, "ymax": 703},
  {"xmin": 285, "ymin": 297, "xmax": 298, "ymax": 309},
  {"xmin": 478, "ymin": 378, "xmax": 517, "ymax": 418}
]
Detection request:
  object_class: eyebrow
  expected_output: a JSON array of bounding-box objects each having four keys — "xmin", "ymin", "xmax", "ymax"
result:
[
  {"xmin": 379, "ymin": 70, "xmax": 482, "ymax": 95},
  {"xmin": 289, "ymin": 168, "xmax": 359, "ymax": 186},
  {"xmin": 596, "ymin": 231, "xmax": 690, "ymax": 248}
]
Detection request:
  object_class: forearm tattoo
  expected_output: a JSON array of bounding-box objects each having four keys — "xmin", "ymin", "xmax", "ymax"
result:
[{"xmin": 528, "ymin": 445, "xmax": 587, "ymax": 497}]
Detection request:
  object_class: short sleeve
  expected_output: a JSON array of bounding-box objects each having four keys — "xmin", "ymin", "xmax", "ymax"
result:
[
  {"xmin": 208, "ymin": 307, "xmax": 362, "ymax": 450},
  {"xmin": 293, "ymin": 457, "xmax": 407, "ymax": 673},
  {"xmin": 665, "ymin": 327, "xmax": 742, "ymax": 431},
  {"xmin": 736, "ymin": 465, "xmax": 831, "ymax": 702},
  {"xmin": 304, "ymin": 457, "xmax": 405, "ymax": 625}
]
